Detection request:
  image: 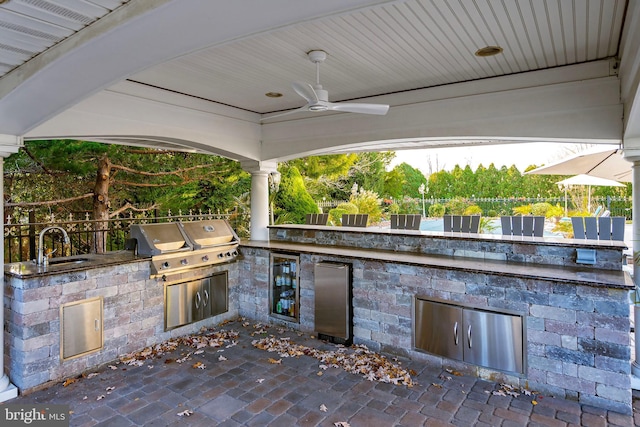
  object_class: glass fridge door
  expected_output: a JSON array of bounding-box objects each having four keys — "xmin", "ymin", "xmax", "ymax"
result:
[{"xmin": 270, "ymin": 253, "xmax": 299, "ymax": 322}]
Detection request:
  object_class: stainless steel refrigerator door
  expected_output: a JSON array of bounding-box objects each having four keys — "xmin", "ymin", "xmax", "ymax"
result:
[
  {"xmin": 314, "ymin": 263, "xmax": 350, "ymax": 340},
  {"xmin": 463, "ymin": 308, "xmax": 524, "ymax": 373},
  {"xmin": 414, "ymin": 299, "xmax": 463, "ymax": 361}
]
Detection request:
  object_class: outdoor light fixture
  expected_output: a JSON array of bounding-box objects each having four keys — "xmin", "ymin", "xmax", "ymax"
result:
[
  {"xmin": 475, "ymin": 46, "xmax": 503, "ymax": 57},
  {"xmin": 269, "ymin": 171, "xmax": 281, "ymax": 192}
]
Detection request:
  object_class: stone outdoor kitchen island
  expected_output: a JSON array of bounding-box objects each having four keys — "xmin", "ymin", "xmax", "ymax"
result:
[{"xmin": 4, "ymin": 223, "xmax": 634, "ymax": 414}]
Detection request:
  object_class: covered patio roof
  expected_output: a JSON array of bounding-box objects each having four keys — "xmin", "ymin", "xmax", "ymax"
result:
[{"xmin": 0, "ymin": 0, "xmax": 639, "ymax": 162}]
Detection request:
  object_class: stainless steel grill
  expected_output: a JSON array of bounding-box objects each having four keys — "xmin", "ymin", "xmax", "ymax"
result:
[{"xmin": 130, "ymin": 220, "xmax": 240, "ymax": 277}]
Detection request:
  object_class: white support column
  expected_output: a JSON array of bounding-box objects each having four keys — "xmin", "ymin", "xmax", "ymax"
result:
[
  {"xmin": 241, "ymin": 160, "xmax": 278, "ymax": 241},
  {"xmin": 0, "ymin": 135, "xmax": 22, "ymax": 401},
  {"xmin": 632, "ymin": 159, "xmax": 640, "ymax": 379}
]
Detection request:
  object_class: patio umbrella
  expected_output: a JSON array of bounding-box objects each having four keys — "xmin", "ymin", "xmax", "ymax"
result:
[
  {"xmin": 555, "ymin": 174, "xmax": 625, "ymax": 214},
  {"xmin": 526, "ymin": 148, "xmax": 631, "ymax": 182}
]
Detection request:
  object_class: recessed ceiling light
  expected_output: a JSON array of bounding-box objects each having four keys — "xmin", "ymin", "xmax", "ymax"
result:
[
  {"xmin": 265, "ymin": 92, "xmax": 283, "ymax": 98},
  {"xmin": 475, "ymin": 46, "xmax": 503, "ymax": 57}
]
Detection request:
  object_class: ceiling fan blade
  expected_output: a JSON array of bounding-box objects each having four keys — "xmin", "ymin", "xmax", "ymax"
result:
[
  {"xmin": 260, "ymin": 105, "xmax": 310, "ymax": 121},
  {"xmin": 292, "ymin": 81, "xmax": 319, "ymax": 103},
  {"xmin": 328, "ymin": 102, "xmax": 389, "ymax": 115}
]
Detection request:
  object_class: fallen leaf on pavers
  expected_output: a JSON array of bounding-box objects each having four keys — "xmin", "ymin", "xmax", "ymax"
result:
[
  {"xmin": 445, "ymin": 368, "xmax": 463, "ymax": 376},
  {"xmin": 319, "ymin": 364, "xmax": 328, "ymax": 370},
  {"xmin": 177, "ymin": 409, "xmax": 193, "ymax": 417},
  {"xmin": 108, "ymin": 365, "xmax": 118, "ymax": 370},
  {"xmin": 82, "ymin": 396, "xmax": 87, "ymax": 400},
  {"xmin": 62, "ymin": 378, "xmax": 76, "ymax": 387},
  {"xmin": 165, "ymin": 359, "xmax": 174, "ymax": 364},
  {"xmin": 523, "ymin": 389, "xmax": 532, "ymax": 396},
  {"xmin": 256, "ymin": 378, "xmax": 265, "ymax": 384},
  {"xmin": 252, "ymin": 337, "xmax": 415, "ymax": 387},
  {"xmin": 192, "ymin": 362, "xmax": 206, "ymax": 369},
  {"xmin": 268, "ymin": 358, "xmax": 282, "ymax": 364},
  {"xmin": 532, "ymin": 400, "xmax": 538, "ymax": 405},
  {"xmin": 106, "ymin": 387, "xmax": 115, "ymax": 393},
  {"xmin": 194, "ymin": 350, "xmax": 204, "ymax": 355},
  {"xmin": 431, "ymin": 383, "xmax": 443, "ymax": 389},
  {"xmin": 492, "ymin": 390, "xmax": 506, "ymax": 396},
  {"xmin": 96, "ymin": 395, "xmax": 105, "ymax": 401},
  {"xmin": 242, "ymin": 321, "xmax": 250, "ymax": 327},
  {"xmin": 317, "ymin": 371, "xmax": 323, "ymax": 376},
  {"xmin": 148, "ymin": 365, "xmax": 154, "ymax": 369},
  {"xmin": 334, "ymin": 422, "xmax": 350, "ymax": 427},
  {"xmin": 226, "ymin": 341, "xmax": 237, "ymax": 348},
  {"xmin": 320, "ymin": 404, "xmax": 328, "ymax": 412},
  {"xmin": 218, "ymin": 355, "xmax": 227, "ymax": 362}
]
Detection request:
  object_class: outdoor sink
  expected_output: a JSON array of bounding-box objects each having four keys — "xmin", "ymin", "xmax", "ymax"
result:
[{"xmin": 47, "ymin": 257, "xmax": 91, "ymax": 266}]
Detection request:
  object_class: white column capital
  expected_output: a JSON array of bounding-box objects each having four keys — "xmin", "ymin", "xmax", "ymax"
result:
[
  {"xmin": 0, "ymin": 134, "xmax": 22, "ymax": 157},
  {"xmin": 240, "ymin": 160, "xmax": 278, "ymax": 175}
]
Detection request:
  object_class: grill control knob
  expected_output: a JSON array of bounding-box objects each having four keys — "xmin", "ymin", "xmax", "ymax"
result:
[
  {"xmin": 180, "ymin": 259, "xmax": 188, "ymax": 266},
  {"xmin": 217, "ymin": 253, "xmax": 225, "ymax": 259},
  {"xmin": 225, "ymin": 252, "xmax": 232, "ymax": 257},
  {"xmin": 162, "ymin": 261, "xmax": 170, "ymax": 269},
  {"xmin": 202, "ymin": 255, "xmax": 209, "ymax": 262}
]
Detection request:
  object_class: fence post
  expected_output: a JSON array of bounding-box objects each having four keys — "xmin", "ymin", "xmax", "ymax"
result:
[{"xmin": 28, "ymin": 211, "xmax": 36, "ymax": 261}]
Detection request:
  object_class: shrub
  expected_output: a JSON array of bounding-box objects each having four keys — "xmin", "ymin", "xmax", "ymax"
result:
[
  {"xmin": 445, "ymin": 198, "xmax": 470, "ymax": 215},
  {"xmin": 464, "ymin": 205, "xmax": 483, "ymax": 215},
  {"xmin": 545, "ymin": 204, "xmax": 564, "ymax": 218},
  {"xmin": 428, "ymin": 203, "xmax": 445, "ymax": 217},
  {"xmin": 512, "ymin": 204, "xmax": 532, "ymax": 216},
  {"xmin": 328, "ymin": 202, "xmax": 358, "ymax": 226},
  {"xmin": 486, "ymin": 209, "xmax": 498, "ymax": 217},
  {"xmin": 396, "ymin": 196, "xmax": 419, "ymax": 215},
  {"xmin": 531, "ymin": 202, "xmax": 552, "ymax": 217},
  {"xmin": 350, "ymin": 189, "xmax": 382, "ymax": 224}
]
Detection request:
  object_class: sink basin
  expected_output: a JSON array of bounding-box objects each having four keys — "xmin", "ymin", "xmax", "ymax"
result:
[{"xmin": 47, "ymin": 257, "xmax": 91, "ymax": 266}]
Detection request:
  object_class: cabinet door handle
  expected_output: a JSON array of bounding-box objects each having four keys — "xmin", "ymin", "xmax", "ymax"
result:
[
  {"xmin": 203, "ymin": 290, "xmax": 209, "ymax": 307},
  {"xmin": 467, "ymin": 324, "xmax": 472, "ymax": 348},
  {"xmin": 453, "ymin": 321, "xmax": 459, "ymax": 346},
  {"xmin": 95, "ymin": 319, "xmax": 100, "ymax": 331},
  {"xmin": 195, "ymin": 291, "xmax": 201, "ymax": 309}
]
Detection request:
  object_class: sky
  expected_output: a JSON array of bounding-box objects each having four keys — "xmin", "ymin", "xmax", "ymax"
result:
[{"xmin": 388, "ymin": 142, "xmax": 611, "ymax": 175}]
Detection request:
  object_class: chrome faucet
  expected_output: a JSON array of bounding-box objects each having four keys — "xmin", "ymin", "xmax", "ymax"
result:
[{"xmin": 37, "ymin": 226, "xmax": 70, "ymax": 265}]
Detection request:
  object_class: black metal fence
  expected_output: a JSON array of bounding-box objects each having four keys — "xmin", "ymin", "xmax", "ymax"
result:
[{"xmin": 4, "ymin": 210, "xmax": 250, "ymax": 263}]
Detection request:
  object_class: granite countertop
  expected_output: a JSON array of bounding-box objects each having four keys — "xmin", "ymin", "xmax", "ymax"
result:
[
  {"xmin": 241, "ymin": 240, "xmax": 633, "ymax": 289},
  {"xmin": 4, "ymin": 251, "xmax": 146, "ymax": 279}
]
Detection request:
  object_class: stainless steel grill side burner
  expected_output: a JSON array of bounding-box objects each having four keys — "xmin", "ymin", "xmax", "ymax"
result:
[{"xmin": 130, "ymin": 220, "xmax": 240, "ymax": 277}]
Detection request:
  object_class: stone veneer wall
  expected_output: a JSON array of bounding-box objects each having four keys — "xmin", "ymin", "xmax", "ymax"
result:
[
  {"xmin": 270, "ymin": 226, "xmax": 625, "ymax": 270},
  {"xmin": 240, "ymin": 241, "xmax": 632, "ymax": 414},
  {"xmin": 4, "ymin": 259, "xmax": 239, "ymax": 392}
]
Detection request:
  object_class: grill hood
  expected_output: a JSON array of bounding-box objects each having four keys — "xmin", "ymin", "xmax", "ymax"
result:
[{"xmin": 130, "ymin": 220, "xmax": 240, "ymax": 277}]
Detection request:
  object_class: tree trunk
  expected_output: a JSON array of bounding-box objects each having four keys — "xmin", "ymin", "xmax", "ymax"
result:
[{"xmin": 93, "ymin": 156, "xmax": 111, "ymax": 253}]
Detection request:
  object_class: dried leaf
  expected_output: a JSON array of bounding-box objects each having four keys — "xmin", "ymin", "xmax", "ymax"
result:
[
  {"xmin": 62, "ymin": 378, "xmax": 76, "ymax": 387},
  {"xmin": 320, "ymin": 404, "xmax": 328, "ymax": 412},
  {"xmin": 194, "ymin": 350, "xmax": 204, "ymax": 355},
  {"xmin": 96, "ymin": 395, "xmax": 105, "ymax": 401},
  {"xmin": 106, "ymin": 386, "xmax": 115, "ymax": 393},
  {"xmin": 192, "ymin": 362, "xmax": 206, "ymax": 369},
  {"xmin": 532, "ymin": 400, "xmax": 538, "ymax": 405},
  {"xmin": 218, "ymin": 355, "xmax": 227, "ymax": 361},
  {"xmin": 431, "ymin": 383, "xmax": 443, "ymax": 389},
  {"xmin": 492, "ymin": 390, "xmax": 506, "ymax": 396},
  {"xmin": 177, "ymin": 409, "xmax": 193, "ymax": 417},
  {"xmin": 268, "ymin": 358, "xmax": 282, "ymax": 364},
  {"xmin": 334, "ymin": 422, "xmax": 351, "ymax": 427},
  {"xmin": 317, "ymin": 371, "xmax": 323, "ymax": 376},
  {"xmin": 256, "ymin": 378, "xmax": 265, "ymax": 384},
  {"xmin": 108, "ymin": 365, "xmax": 117, "ymax": 370}
]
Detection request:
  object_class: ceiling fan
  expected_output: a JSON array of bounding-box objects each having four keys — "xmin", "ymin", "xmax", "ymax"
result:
[{"xmin": 261, "ymin": 50, "xmax": 389, "ymax": 121}]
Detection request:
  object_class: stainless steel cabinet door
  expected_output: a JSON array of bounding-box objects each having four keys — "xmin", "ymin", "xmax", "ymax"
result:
[
  {"xmin": 463, "ymin": 309, "xmax": 524, "ymax": 374},
  {"xmin": 61, "ymin": 297, "xmax": 103, "ymax": 360},
  {"xmin": 209, "ymin": 272, "xmax": 228, "ymax": 317},
  {"xmin": 165, "ymin": 281, "xmax": 195, "ymax": 329},
  {"xmin": 414, "ymin": 299, "xmax": 463, "ymax": 361}
]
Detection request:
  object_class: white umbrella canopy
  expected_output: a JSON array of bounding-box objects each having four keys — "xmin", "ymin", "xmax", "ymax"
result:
[
  {"xmin": 555, "ymin": 174, "xmax": 626, "ymax": 187},
  {"xmin": 526, "ymin": 148, "xmax": 631, "ymax": 182},
  {"xmin": 555, "ymin": 174, "xmax": 625, "ymax": 214}
]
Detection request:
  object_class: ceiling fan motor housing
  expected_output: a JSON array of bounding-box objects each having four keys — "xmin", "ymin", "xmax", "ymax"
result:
[{"xmin": 308, "ymin": 50, "xmax": 327, "ymax": 63}]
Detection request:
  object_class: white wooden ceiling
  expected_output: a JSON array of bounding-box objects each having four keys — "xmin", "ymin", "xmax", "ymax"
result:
[{"xmin": 0, "ymin": 0, "xmax": 627, "ymax": 115}]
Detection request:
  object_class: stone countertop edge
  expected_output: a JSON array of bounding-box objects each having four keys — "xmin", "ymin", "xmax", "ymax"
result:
[
  {"xmin": 241, "ymin": 240, "xmax": 633, "ymax": 290},
  {"xmin": 3, "ymin": 251, "xmax": 146, "ymax": 279},
  {"xmin": 268, "ymin": 224, "xmax": 629, "ymax": 250}
]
